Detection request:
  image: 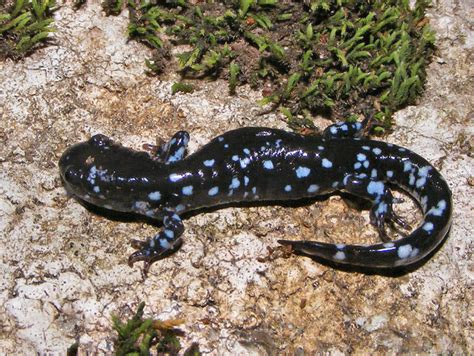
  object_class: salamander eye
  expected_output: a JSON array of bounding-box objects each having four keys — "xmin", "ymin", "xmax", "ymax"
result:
[{"xmin": 90, "ymin": 134, "xmax": 111, "ymax": 147}]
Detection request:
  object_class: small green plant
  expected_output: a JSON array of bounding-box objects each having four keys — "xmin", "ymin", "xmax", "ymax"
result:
[
  {"xmin": 112, "ymin": 301, "xmax": 200, "ymax": 355},
  {"xmin": 105, "ymin": 0, "xmax": 435, "ymax": 133},
  {"xmin": 0, "ymin": 0, "xmax": 56, "ymax": 59}
]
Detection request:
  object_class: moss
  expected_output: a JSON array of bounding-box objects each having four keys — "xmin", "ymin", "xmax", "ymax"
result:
[
  {"xmin": 0, "ymin": 0, "xmax": 56, "ymax": 60},
  {"xmin": 112, "ymin": 301, "xmax": 200, "ymax": 355},
  {"xmin": 112, "ymin": 0, "xmax": 435, "ymax": 132}
]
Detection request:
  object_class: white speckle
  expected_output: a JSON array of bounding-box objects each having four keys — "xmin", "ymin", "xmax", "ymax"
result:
[
  {"xmin": 224, "ymin": 144, "xmax": 229, "ymax": 148},
  {"xmin": 386, "ymin": 170, "xmax": 394, "ymax": 178},
  {"xmin": 318, "ymin": 146, "xmax": 325, "ymax": 150},
  {"xmin": 252, "ymin": 187, "xmax": 257, "ymax": 194},
  {"xmin": 372, "ymin": 147, "xmax": 382, "ymax": 155},
  {"xmin": 387, "ymin": 143, "xmax": 393, "ymax": 147},
  {"xmin": 330, "ymin": 126, "xmax": 338, "ymax": 134},
  {"xmin": 371, "ymin": 169, "xmax": 378, "ymax": 178},
  {"xmin": 218, "ymin": 136, "xmax": 224, "ymax": 142},
  {"xmin": 399, "ymin": 147, "xmax": 406, "ymax": 152},
  {"xmin": 148, "ymin": 191, "xmax": 161, "ymax": 201},
  {"xmin": 397, "ymin": 244, "xmax": 413, "ymax": 259},
  {"xmin": 240, "ymin": 157, "xmax": 250, "ymax": 169},
  {"xmin": 182, "ymin": 185, "xmax": 193, "ymax": 195},
  {"xmin": 363, "ymin": 160, "xmax": 369, "ymax": 168},
  {"xmin": 175, "ymin": 204, "xmax": 185, "ymax": 212},
  {"xmin": 93, "ymin": 186, "xmax": 100, "ymax": 193},
  {"xmin": 354, "ymin": 162, "xmax": 362, "ymax": 169},
  {"xmin": 421, "ymin": 196, "xmax": 428, "ymax": 210},
  {"xmin": 336, "ymin": 243, "xmax": 345, "ymax": 249},
  {"xmin": 355, "ymin": 122, "xmax": 362, "ymax": 130},
  {"xmin": 232, "ymin": 155, "xmax": 239, "ymax": 161},
  {"xmin": 243, "ymin": 192, "xmax": 249, "ymax": 198},
  {"xmin": 295, "ymin": 166, "xmax": 311, "ymax": 178},
  {"xmin": 203, "ymin": 159, "xmax": 215, "ymax": 167},
  {"xmin": 422, "ymin": 222, "xmax": 434, "ymax": 232},
  {"xmin": 228, "ymin": 189, "xmax": 234, "ymax": 196},
  {"xmin": 357, "ymin": 153, "xmax": 366, "ymax": 161},
  {"xmin": 410, "ymin": 248, "xmax": 419, "ymax": 258},
  {"xmin": 334, "ymin": 251, "xmax": 346, "ymax": 260},
  {"xmin": 230, "ymin": 178, "xmax": 240, "ymax": 189},
  {"xmin": 169, "ymin": 173, "xmax": 181, "ymax": 182},
  {"xmin": 104, "ymin": 204, "xmax": 112, "ymax": 210},
  {"xmin": 341, "ymin": 124, "xmax": 348, "ymax": 131},
  {"xmin": 164, "ymin": 229, "xmax": 174, "ymax": 239},
  {"xmin": 322, "ymin": 158, "xmax": 333, "ymax": 168},
  {"xmin": 284, "ymin": 185, "xmax": 292, "ymax": 192},
  {"xmin": 403, "ymin": 161, "xmax": 412, "ymax": 172},
  {"xmin": 307, "ymin": 184, "xmax": 319, "ymax": 193},
  {"xmin": 244, "ymin": 176, "xmax": 249, "ymax": 186},
  {"xmin": 159, "ymin": 238, "xmax": 171, "ymax": 249},
  {"xmin": 275, "ymin": 139, "xmax": 282, "ymax": 148},
  {"xmin": 409, "ymin": 173, "xmax": 416, "ymax": 186},
  {"xmin": 208, "ymin": 187, "xmax": 219, "ymax": 196},
  {"xmin": 416, "ymin": 177, "xmax": 426, "ymax": 188},
  {"xmin": 362, "ymin": 146, "xmax": 370, "ymax": 151},
  {"xmin": 367, "ymin": 181, "xmax": 385, "ymax": 196},
  {"xmin": 263, "ymin": 160, "xmax": 274, "ymax": 170},
  {"xmin": 383, "ymin": 242, "xmax": 395, "ymax": 248},
  {"xmin": 427, "ymin": 200, "xmax": 447, "ymax": 216},
  {"xmin": 332, "ymin": 181, "xmax": 339, "ymax": 188},
  {"xmin": 243, "ymin": 148, "xmax": 250, "ymax": 155}
]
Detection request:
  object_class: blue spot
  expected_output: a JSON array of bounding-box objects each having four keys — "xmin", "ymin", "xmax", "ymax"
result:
[
  {"xmin": 232, "ymin": 155, "xmax": 239, "ymax": 161},
  {"xmin": 318, "ymin": 146, "xmax": 324, "ymax": 151},
  {"xmin": 371, "ymin": 169, "xmax": 378, "ymax": 178},
  {"xmin": 403, "ymin": 161, "xmax": 412, "ymax": 172},
  {"xmin": 362, "ymin": 146, "xmax": 370, "ymax": 151},
  {"xmin": 367, "ymin": 181, "xmax": 384, "ymax": 196},
  {"xmin": 263, "ymin": 160, "xmax": 274, "ymax": 170},
  {"xmin": 341, "ymin": 124, "xmax": 348, "ymax": 131},
  {"xmin": 357, "ymin": 153, "xmax": 366, "ymax": 161},
  {"xmin": 208, "ymin": 187, "xmax": 219, "ymax": 196},
  {"xmin": 372, "ymin": 147, "xmax": 382, "ymax": 155},
  {"xmin": 284, "ymin": 185, "xmax": 292, "ymax": 192},
  {"xmin": 229, "ymin": 178, "xmax": 240, "ymax": 189},
  {"xmin": 275, "ymin": 139, "xmax": 282, "ymax": 148},
  {"xmin": 295, "ymin": 166, "xmax": 311, "ymax": 178},
  {"xmin": 169, "ymin": 173, "xmax": 181, "ymax": 182},
  {"xmin": 244, "ymin": 176, "xmax": 249, "ymax": 186},
  {"xmin": 240, "ymin": 157, "xmax": 250, "ymax": 169},
  {"xmin": 164, "ymin": 229, "xmax": 174, "ymax": 239},
  {"xmin": 330, "ymin": 126, "xmax": 338, "ymax": 134},
  {"xmin": 354, "ymin": 162, "xmax": 362, "ymax": 169},
  {"xmin": 363, "ymin": 160, "xmax": 369, "ymax": 168},
  {"xmin": 322, "ymin": 158, "xmax": 333, "ymax": 168},
  {"xmin": 422, "ymin": 222, "xmax": 434, "ymax": 233},
  {"xmin": 252, "ymin": 187, "xmax": 257, "ymax": 194},
  {"xmin": 243, "ymin": 148, "xmax": 250, "ymax": 155},
  {"xmin": 203, "ymin": 159, "xmax": 215, "ymax": 167},
  {"xmin": 418, "ymin": 166, "xmax": 431, "ymax": 178},
  {"xmin": 93, "ymin": 186, "xmax": 100, "ymax": 193},
  {"xmin": 307, "ymin": 184, "xmax": 319, "ymax": 193},
  {"xmin": 427, "ymin": 200, "xmax": 447, "ymax": 216},
  {"xmin": 148, "ymin": 191, "xmax": 161, "ymax": 201},
  {"xmin": 224, "ymin": 144, "xmax": 229, "ymax": 149},
  {"xmin": 416, "ymin": 177, "xmax": 426, "ymax": 188},
  {"xmin": 386, "ymin": 170, "xmax": 394, "ymax": 178},
  {"xmin": 355, "ymin": 122, "xmax": 362, "ymax": 130},
  {"xmin": 159, "ymin": 238, "xmax": 171, "ymax": 249},
  {"xmin": 218, "ymin": 137, "xmax": 224, "ymax": 142},
  {"xmin": 182, "ymin": 185, "xmax": 193, "ymax": 196},
  {"xmin": 175, "ymin": 204, "xmax": 185, "ymax": 212}
]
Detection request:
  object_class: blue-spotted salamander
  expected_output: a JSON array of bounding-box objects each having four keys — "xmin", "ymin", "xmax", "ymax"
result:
[{"xmin": 59, "ymin": 122, "xmax": 452, "ymax": 274}]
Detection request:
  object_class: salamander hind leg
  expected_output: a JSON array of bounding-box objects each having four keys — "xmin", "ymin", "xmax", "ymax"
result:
[
  {"xmin": 278, "ymin": 174, "xmax": 409, "ymax": 267},
  {"xmin": 128, "ymin": 211, "xmax": 184, "ymax": 275}
]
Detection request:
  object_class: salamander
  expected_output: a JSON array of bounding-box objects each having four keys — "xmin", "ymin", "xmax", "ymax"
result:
[{"xmin": 59, "ymin": 122, "xmax": 452, "ymax": 274}]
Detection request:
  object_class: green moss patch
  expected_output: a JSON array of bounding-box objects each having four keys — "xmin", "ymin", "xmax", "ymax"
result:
[
  {"xmin": 0, "ymin": 0, "xmax": 56, "ymax": 59},
  {"xmin": 117, "ymin": 0, "xmax": 435, "ymax": 132}
]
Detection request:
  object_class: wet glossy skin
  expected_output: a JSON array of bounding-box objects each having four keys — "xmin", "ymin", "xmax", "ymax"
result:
[{"xmin": 59, "ymin": 123, "xmax": 452, "ymax": 274}]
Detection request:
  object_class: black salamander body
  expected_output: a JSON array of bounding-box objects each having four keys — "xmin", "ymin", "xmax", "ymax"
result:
[{"xmin": 59, "ymin": 123, "xmax": 452, "ymax": 273}]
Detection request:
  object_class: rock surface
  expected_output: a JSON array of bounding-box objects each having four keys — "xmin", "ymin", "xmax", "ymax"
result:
[{"xmin": 0, "ymin": 1, "xmax": 472, "ymax": 353}]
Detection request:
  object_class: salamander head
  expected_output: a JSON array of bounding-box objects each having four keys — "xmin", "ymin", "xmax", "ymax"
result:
[{"xmin": 59, "ymin": 134, "xmax": 116, "ymax": 203}]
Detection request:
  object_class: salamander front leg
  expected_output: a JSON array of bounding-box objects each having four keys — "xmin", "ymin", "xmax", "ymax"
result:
[
  {"xmin": 143, "ymin": 131, "xmax": 190, "ymax": 163},
  {"xmin": 128, "ymin": 211, "xmax": 184, "ymax": 275}
]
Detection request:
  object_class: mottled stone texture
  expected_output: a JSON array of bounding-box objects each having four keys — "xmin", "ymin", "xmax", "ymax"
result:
[{"xmin": 0, "ymin": 1, "xmax": 472, "ymax": 353}]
